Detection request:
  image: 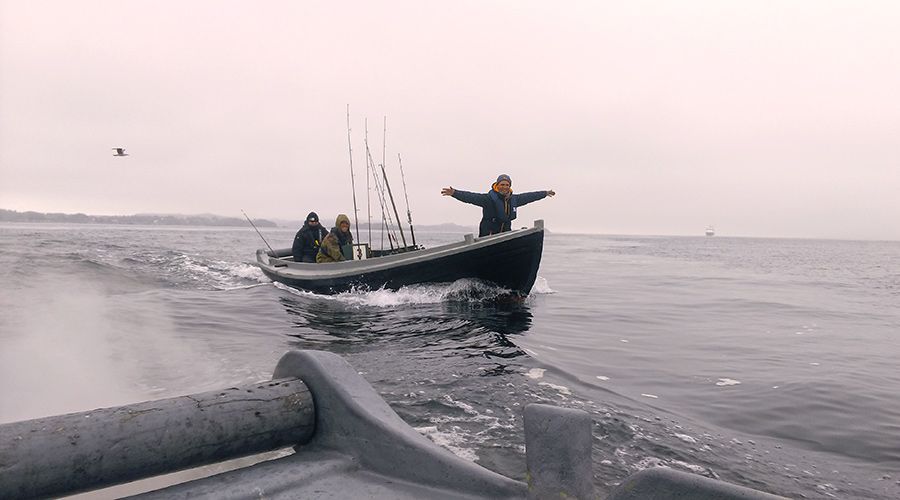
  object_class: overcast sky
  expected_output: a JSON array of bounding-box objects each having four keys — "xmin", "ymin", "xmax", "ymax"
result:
[{"xmin": 1, "ymin": 1, "xmax": 898, "ymax": 239}]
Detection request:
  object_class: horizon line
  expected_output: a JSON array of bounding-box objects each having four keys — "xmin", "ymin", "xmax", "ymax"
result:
[{"xmin": 1, "ymin": 208, "xmax": 896, "ymax": 243}]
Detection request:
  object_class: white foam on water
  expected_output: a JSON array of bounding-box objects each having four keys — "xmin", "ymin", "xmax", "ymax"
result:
[
  {"xmin": 415, "ymin": 393, "xmax": 521, "ymax": 462},
  {"xmin": 809, "ymin": 362, "xmax": 820, "ymax": 366},
  {"xmin": 530, "ymin": 276, "xmax": 555, "ymax": 294},
  {"xmin": 273, "ymin": 281, "xmax": 458, "ymax": 314},
  {"xmin": 430, "ymin": 409, "xmax": 515, "ymax": 432},
  {"xmin": 815, "ymin": 484, "xmax": 839, "ymax": 498},
  {"xmin": 633, "ymin": 456, "xmax": 666, "ymax": 470},
  {"xmin": 226, "ymin": 262, "xmax": 268, "ymax": 282},
  {"xmin": 620, "ymin": 339, "xmax": 629, "ymax": 343},
  {"xmin": 641, "ymin": 393, "xmax": 659, "ymax": 399},
  {"xmin": 272, "ymin": 281, "xmax": 320, "ymax": 298},
  {"xmin": 263, "ymin": 266, "xmax": 551, "ymax": 309},
  {"xmin": 176, "ymin": 254, "xmax": 209, "ymax": 276},
  {"xmin": 221, "ymin": 283, "xmax": 270, "ymax": 292},
  {"xmin": 173, "ymin": 254, "xmax": 268, "ymax": 288},
  {"xmin": 0, "ymin": 289, "xmax": 144, "ymax": 422},
  {"xmin": 671, "ymin": 460, "xmax": 709, "ymax": 475},
  {"xmin": 282, "ymin": 279, "xmax": 513, "ymax": 308},
  {"xmin": 674, "ymin": 433, "xmax": 697, "ymax": 444},
  {"xmin": 525, "ymin": 368, "xmax": 546, "ymax": 380},
  {"xmin": 539, "ymin": 382, "xmax": 572, "ymax": 395},
  {"xmin": 633, "ymin": 457, "xmax": 717, "ymax": 479},
  {"xmin": 0, "ymin": 274, "xmax": 231, "ymax": 423},
  {"xmin": 414, "ymin": 425, "xmax": 479, "ymax": 462},
  {"xmin": 332, "ymin": 285, "xmax": 448, "ymax": 307},
  {"xmin": 716, "ymin": 378, "xmax": 741, "ymax": 386},
  {"xmin": 596, "ymin": 375, "xmax": 610, "ymax": 381},
  {"xmin": 442, "ymin": 394, "xmax": 477, "ymax": 415}
]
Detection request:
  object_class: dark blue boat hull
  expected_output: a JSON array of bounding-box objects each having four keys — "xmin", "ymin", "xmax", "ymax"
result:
[{"xmin": 259, "ymin": 230, "xmax": 544, "ymax": 295}]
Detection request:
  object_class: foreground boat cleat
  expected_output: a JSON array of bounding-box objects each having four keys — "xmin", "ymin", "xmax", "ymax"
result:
[{"xmin": 0, "ymin": 350, "xmax": 785, "ymax": 499}]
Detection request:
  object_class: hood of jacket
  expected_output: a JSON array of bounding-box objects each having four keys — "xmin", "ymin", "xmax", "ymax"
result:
[
  {"xmin": 334, "ymin": 214, "xmax": 351, "ymax": 228},
  {"xmin": 330, "ymin": 214, "xmax": 353, "ymax": 244}
]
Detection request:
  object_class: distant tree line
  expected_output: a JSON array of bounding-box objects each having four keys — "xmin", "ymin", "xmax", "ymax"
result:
[{"xmin": 0, "ymin": 209, "xmax": 276, "ymax": 227}]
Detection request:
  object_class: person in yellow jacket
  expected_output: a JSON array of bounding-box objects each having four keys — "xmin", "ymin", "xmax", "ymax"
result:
[{"xmin": 316, "ymin": 214, "xmax": 354, "ymax": 263}]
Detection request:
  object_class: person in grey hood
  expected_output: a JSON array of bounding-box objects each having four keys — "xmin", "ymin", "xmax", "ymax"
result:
[
  {"xmin": 441, "ymin": 174, "xmax": 555, "ymax": 237},
  {"xmin": 292, "ymin": 212, "xmax": 328, "ymax": 263}
]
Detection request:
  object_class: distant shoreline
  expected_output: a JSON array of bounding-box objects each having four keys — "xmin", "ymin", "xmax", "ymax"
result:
[
  {"xmin": 0, "ymin": 209, "xmax": 475, "ymax": 232},
  {"xmin": 0, "ymin": 208, "xmax": 277, "ymax": 228}
]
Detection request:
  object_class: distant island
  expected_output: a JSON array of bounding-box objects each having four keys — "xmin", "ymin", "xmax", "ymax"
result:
[
  {"xmin": 0, "ymin": 209, "xmax": 277, "ymax": 228},
  {"xmin": 0, "ymin": 208, "xmax": 475, "ymax": 232}
]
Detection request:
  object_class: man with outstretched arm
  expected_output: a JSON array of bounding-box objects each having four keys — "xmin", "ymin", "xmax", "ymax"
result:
[{"xmin": 441, "ymin": 174, "xmax": 555, "ymax": 237}]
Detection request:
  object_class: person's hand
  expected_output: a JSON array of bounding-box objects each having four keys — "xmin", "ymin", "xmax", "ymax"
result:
[
  {"xmin": 547, "ymin": 189, "xmax": 556, "ymax": 197},
  {"xmin": 441, "ymin": 187, "xmax": 455, "ymax": 196}
]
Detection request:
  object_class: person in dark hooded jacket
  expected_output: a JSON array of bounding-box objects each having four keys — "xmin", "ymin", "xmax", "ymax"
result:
[
  {"xmin": 316, "ymin": 214, "xmax": 354, "ymax": 263},
  {"xmin": 441, "ymin": 174, "xmax": 555, "ymax": 237},
  {"xmin": 292, "ymin": 212, "xmax": 329, "ymax": 263}
]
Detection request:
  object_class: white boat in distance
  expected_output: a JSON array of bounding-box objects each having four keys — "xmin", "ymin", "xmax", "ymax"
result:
[{"xmin": 705, "ymin": 226, "xmax": 715, "ymax": 237}]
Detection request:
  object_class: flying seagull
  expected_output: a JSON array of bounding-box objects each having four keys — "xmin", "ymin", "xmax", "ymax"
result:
[{"xmin": 112, "ymin": 148, "xmax": 129, "ymax": 157}]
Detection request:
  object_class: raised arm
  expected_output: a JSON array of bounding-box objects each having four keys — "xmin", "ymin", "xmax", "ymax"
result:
[
  {"xmin": 442, "ymin": 187, "xmax": 489, "ymax": 207},
  {"xmin": 513, "ymin": 189, "xmax": 555, "ymax": 207}
]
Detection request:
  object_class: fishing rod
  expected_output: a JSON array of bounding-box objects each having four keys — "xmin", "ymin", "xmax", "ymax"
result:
[
  {"xmin": 397, "ymin": 153, "xmax": 417, "ymax": 247},
  {"xmin": 372, "ymin": 160, "xmax": 402, "ymax": 248},
  {"xmin": 382, "ymin": 117, "xmax": 389, "ymax": 248},
  {"xmin": 241, "ymin": 209, "xmax": 275, "ymax": 254},
  {"xmin": 346, "ymin": 105, "xmax": 361, "ymax": 245},
  {"xmin": 381, "ymin": 162, "xmax": 408, "ymax": 249},
  {"xmin": 365, "ymin": 122, "xmax": 394, "ymax": 250},
  {"xmin": 381, "ymin": 117, "xmax": 408, "ymax": 249},
  {"xmin": 367, "ymin": 144, "xmax": 400, "ymax": 250},
  {"xmin": 365, "ymin": 120, "xmax": 372, "ymax": 249}
]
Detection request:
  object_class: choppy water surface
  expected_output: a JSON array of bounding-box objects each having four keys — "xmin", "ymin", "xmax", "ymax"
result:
[{"xmin": 1, "ymin": 223, "xmax": 899, "ymax": 498}]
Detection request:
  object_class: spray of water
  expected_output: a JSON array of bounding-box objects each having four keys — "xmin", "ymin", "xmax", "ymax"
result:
[
  {"xmin": 272, "ymin": 277, "xmax": 548, "ymax": 308},
  {"xmin": 0, "ymin": 274, "xmax": 232, "ymax": 423}
]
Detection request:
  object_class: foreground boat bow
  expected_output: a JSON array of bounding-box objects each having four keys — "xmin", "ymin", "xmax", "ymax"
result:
[{"xmin": 256, "ymin": 220, "xmax": 545, "ymax": 295}]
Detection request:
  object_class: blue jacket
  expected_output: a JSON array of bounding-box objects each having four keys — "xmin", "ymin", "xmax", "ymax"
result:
[{"xmin": 451, "ymin": 189, "xmax": 548, "ymax": 236}]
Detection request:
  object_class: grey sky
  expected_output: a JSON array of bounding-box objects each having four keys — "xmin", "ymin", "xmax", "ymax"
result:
[{"xmin": 1, "ymin": 1, "xmax": 898, "ymax": 239}]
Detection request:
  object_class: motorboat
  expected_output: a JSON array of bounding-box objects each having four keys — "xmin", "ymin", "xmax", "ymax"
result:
[{"xmin": 256, "ymin": 220, "xmax": 545, "ymax": 296}]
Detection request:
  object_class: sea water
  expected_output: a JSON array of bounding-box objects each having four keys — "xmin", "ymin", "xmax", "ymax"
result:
[{"xmin": 1, "ymin": 223, "xmax": 898, "ymax": 498}]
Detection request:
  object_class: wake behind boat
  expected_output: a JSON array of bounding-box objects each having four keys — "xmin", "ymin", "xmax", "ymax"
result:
[{"xmin": 256, "ymin": 220, "xmax": 545, "ymax": 295}]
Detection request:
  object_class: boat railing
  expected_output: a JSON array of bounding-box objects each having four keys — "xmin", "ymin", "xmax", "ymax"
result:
[
  {"xmin": 0, "ymin": 377, "xmax": 315, "ymax": 499},
  {"xmin": 262, "ymin": 220, "xmax": 544, "ymax": 262}
]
